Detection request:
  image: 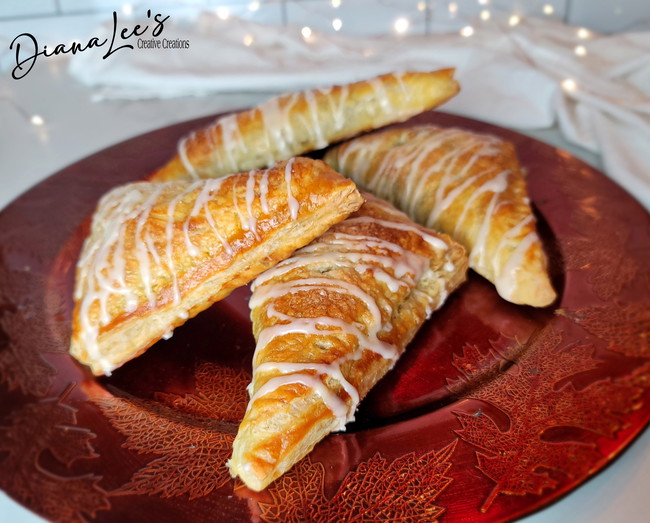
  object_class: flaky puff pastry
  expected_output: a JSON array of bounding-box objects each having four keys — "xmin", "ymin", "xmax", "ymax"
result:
[
  {"xmin": 324, "ymin": 125, "xmax": 556, "ymax": 307},
  {"xmin": 229, "ymin": 193, "xmax": 468, "ymax": 491},
  {"xmin": 70, "ymin": 158, "xmax": 363, "ymax": 375},
  {"xmin": 150, "ymin": 70, "xmax": 460, "ymax": 182}
]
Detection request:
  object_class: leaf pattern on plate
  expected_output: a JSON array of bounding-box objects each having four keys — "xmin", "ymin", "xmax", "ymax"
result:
[
  {"xmin": 0, "ymin": 271, "xmax": 58, "ymax": 397},
  {"xmin": 558, "ymin": 302, "xmax": 650, "ymax": 359},
  {"xmin": 449, "ymin": 325, "xmax": 643, "ymax": 512},
  {"xmin": 259, "ymin": 441, "xmax": 457, "ymax": 522},
  {"xmin": 556, "ymin": 184, "xmax": 638, "ymax": 301},
  {"xmin": 94, "ymin": 362, "xmax": 250, "ymax": 499},
  {"xmin": 155, "ymin": 362, "xmax": 250, "ymax": 423},
  {"xmin": 562, "ymin": 234, "xmax": 637, "ymax": 302},
  {"xmin": 0, "ymin": 385, "xmax": 109, "ymax": 522},
  {"xmin": 618, "ymin": 360, "xmax": 650, "ymax": 389}
]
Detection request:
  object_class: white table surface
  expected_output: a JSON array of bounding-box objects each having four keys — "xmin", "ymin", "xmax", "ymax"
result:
[{"xmin": 1, "ymin": 57, "xmax": 649, "ymax": 523}]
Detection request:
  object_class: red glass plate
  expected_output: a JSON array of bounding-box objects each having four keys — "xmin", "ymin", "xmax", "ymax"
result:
[{"xmin": 1, "ymin": 111, "xmax": 649, "ymax": 523}]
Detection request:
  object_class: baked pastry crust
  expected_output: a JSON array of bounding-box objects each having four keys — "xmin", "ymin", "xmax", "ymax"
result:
[
  {"xmin": 150, "ymin": 70, "xmax": 460, "ymax": 182},
  {"xmin": 229, "ymin": 193, "xmax": 468, "ymax": 491},
  {"xmin": 324, "ymin": 125, "xmax": 556, "ymax": 307},
  {"xmin": 70, "ymin": 158, "xmax": 364, "ymax": 375}
]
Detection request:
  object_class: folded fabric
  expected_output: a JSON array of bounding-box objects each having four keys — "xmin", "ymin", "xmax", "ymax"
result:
[{"xmin": 68, "ymin": 12, "xmax": 650, "ymax": 210}]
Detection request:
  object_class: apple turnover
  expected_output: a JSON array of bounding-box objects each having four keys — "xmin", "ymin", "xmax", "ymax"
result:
[
  {"xmin": 150, "ymin": 70, "xmax": 460, "ymax": 182},
  {"xmin": 229, "ymin": 193, "xmax": 468, "ymax": 491},
  {"xmin": 70, "ymin": 158, "xmax": 363, "ymax": 375},
  {"xmin": 324, "ymin": 125, "xmax": 556, "ymax": 307}
]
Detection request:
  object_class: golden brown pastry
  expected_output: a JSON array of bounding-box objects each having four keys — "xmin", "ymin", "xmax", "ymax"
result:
[
  {"xmin": 324, "ymin": 125, "xmax": 556, "ymax": 307},
  {"xmin": 70, "ymin": 158, "xmax": 364, "ymax": 375},
  {"xmin": 150, "ymin": 70, "xmax": 460, "ymax": 182},
  {"xmin": 229, "ymin": 193, "xmax": 468, "ymax": 491}
]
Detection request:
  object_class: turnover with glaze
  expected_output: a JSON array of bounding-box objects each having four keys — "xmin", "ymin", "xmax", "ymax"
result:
[
  {"xmin": 70, "ymin": 158, "xmax": 364, "ymax": 375},
  {"xmin": 324, "ymin": 125, "xmax": 556, "ymax": 307},
  {"xmin": 150, "ymin": 69, "xmax": 460, "ymax": 182},
  {"xmin": 229, "ymin": 193, "xmax": 468, "ymax": 491}
]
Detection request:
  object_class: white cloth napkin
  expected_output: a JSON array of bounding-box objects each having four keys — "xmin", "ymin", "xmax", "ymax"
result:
[{"xmin": 68, "ymin": 13, "xmax": 650, "ymax": 210}]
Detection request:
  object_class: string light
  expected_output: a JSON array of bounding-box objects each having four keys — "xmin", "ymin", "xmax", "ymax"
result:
[
  {"xmin": 216, "ymin": 7, "xmax": 230, "ymax": 20},
  {"xmin": 574, "ymin": 45, "xmax": 587, "ymax": 56},
  {"xmin": 301, "ymin": 26, "xmax": 313, "ymax": 41},
  {"xmin": 508, "ymin": 15, "xmax": 521, "ymax": 26},
  {"xmin": 480, "ymin": 10, "xmax": 491, "ymax": 21},
  {"xmin": 332, "ymin": 18, "xmax": 343, "ymax": 31},
  {"xmin": 243, "ymin": 34, "xmax": 254, "ymax": 46},
  {"xmin": 561, "ymin": 78, "xmax": 577, "ymax": 92},
  {"xmin": 393, "ymin": 17, "xmax": 409, "ymax": 34},
  {"xmin": 460, "ymin": 26, "xmax": 474, "ymax": 37},
  {"xmin": 543, "ymin": 4, "xmax": 554, "ymax": 15},
  {"xmin": 331, "ymin": 0, "xmax": 341, "ymax": 8},
  {"xmin": 417, "ymin": 1, "xmax": 426, "ymax": 11},
  {"xmin": 248, "ymin": 1, "xmax": 260, "ymax": 11},
  {"xmin": 121, "ymin": 3, "xmax": 133, "ymax": 16},
  {"xmin": 448, "ymin": 2, "xmax": 458, "ymax": 15},
  {"xmin": 3, "ymin": 97, "xmax": 47, "ymax": 142},
  {"xmin": 478, "ymin": 0, "xmax": 489, "ymax": 5},
  {"xmin": 577, "ymin": 27, "xmax": 591, "ymax": 39}
]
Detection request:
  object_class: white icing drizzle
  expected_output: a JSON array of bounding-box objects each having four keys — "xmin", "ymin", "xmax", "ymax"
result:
[
  {"xmin": 319, "ymin": 84, "xmax": 349, "ymax": 132},
  {"xmin": 248, "ymin": 208, "xmax": 448, "ymax": 426},
  {"xmin": 165, "ymin": 188, "xmax": 188, "ymax": 305},
  {"xmin": 492, "ymin": 214, "xmax": 533, "ymax": 278},
  {"xmin": 259, "ymin": 96, "xmax": 292, "ymax": 162},
  {"xmin": 259, "ymin": 171, "xmax": 270, "ymax": 214},
  {"xmin": 254, "ymin": 252, "xmax": 410, "ymax": 292},
  {"xmin": 135, "ymin": 184, "xmax": 166, "ymax": 305},
  {"xmin": 245, "ymin": 170, "xmax": 260, "ymax": 240},
  {"xmin": 256, "ymin": 316, "xmax": 398, "ymax": 362},
  {"xmin": 217, "ymin": 114, "xmax": 241, "ymax": 172},
  {"xmin": 301, "ymin": 232, "xmax": 406, "ymax": 255},
  {"xmin": 251, "ymin": 278, "xmax": 385, "ymax": 330},
  {"xmin": 368, "ymin": 76, "xmax": 393, "ymax": 113},
  {"xmin": 304, "ymin": 89, "xmax": 328, "ymax": 149},
  {"xmin": 345, "ymin": 216, "xmax": 449, "ymax": 251},
  {"xmin": 459, "ymin": 170, "xmax": 509, "ymax": 266},
  {"xmin": 256, "ymin": 360, "xmax": 360, "ymax": 420},
  {"xmin": 337, "ymin": 85, "xmax": 350, "ymax": 126},
  {"xmin": 231, "ymin": 176, "xmax": 246, "ymax": 232},
  {"xmin": 284, "ymin": 158, "xmax": 300, "ymax": 220},
  {"xmin": 177, "ymin": 132, "xmax": 200, "ymax": 179},
  {"xmin": 494, "ymin": 229, "xmax": 539, "ymax": 299},
  {"xmin": 250, "ymin": 374, "xmax": 349, "ymax": 430},
  {"xmin": 427, "ymin": 168, "xmax": 489, "ymax": 226},
  {"xmin": 393, "ymin": 72, "xmax": 412, "ymax": 102},
  {"xmin": 420, "ymin": 133, "xmax": 497, "ymax": 220},
  {"xmin": 192, "ymin": 178, "xmax": 233, "ymax": 256}
]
